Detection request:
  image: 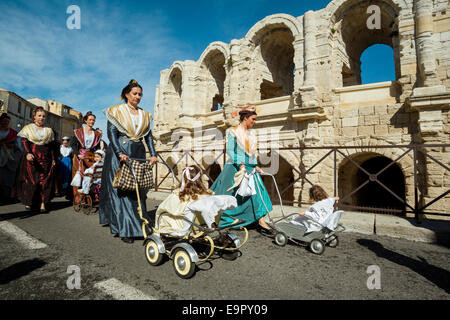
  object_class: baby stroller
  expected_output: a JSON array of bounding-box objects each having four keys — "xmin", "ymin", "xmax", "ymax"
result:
[
  {"xmin": 127, "ymin": 158, "xmax": 249, "ymax": 279},
  {"xmin": 260, "ymin": 172, "xmax": 345, "ymax": 255},
  {"xmin": 73, "ymin": 158, "xmax": 103, "ymax": 215}
]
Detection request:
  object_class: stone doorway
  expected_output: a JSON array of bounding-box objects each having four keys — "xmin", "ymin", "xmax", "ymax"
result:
[{"xmin": 338, "ymin": 153, "xmax": 406, "ymax": 214}]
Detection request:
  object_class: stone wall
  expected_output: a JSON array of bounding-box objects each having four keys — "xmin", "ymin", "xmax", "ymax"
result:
[{"xmin": 153, "ymin": 0, "xmax": 450, "ymax": 219}]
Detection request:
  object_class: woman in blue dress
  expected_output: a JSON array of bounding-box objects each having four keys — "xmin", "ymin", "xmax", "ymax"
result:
[
  {"xmin": 59, "ymin": 136, "xmax": 73, "ymax": 199},
  {"xmin": 211, "ymin": 106, "xmax": 275, "ymax": 234},
  {"xmin": 99, "ymin": 80, "xmax": 158, "ymax": 244}
]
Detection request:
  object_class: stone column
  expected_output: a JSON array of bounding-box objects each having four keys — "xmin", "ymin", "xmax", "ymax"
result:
[
  {"xmin": 414, "ymin": 0, "xmax": 437, "ymax": 87},
  {"xmin": 298, "ymin": 10, "xmax": 319, "ymax": 107},
  {"xmin": 303, "ymin": 10, "xmax": 316, "ymax": 87}
]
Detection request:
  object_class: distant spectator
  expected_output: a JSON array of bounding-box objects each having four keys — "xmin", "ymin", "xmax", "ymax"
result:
[{"xmin": 0, "ymin": 113, "xmax": 23, "ymax": 204}]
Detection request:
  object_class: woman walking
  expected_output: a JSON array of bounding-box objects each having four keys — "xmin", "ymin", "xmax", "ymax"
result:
[
  {"xmin": 0, "ymin": 113, "xmax": 22, "ymax": 204},
  {"xmin": 99, "ymin": 80, "xmax": 158, "ymax": 244},
  {"xmin": 211, "ymin": 106, "xmax": 275, "ymax": 234},
  {"xmin": 14, "ymin": 107, "xmax": 59, "ymax": 213},
  {"xmin": 70, "ymin": 111, "xmax": 102, "ymax": 206}
]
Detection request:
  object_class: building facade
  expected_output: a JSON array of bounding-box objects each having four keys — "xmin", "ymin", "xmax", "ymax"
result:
[
  {"xmin": 152, "ymin": 0, "xmax": 450, "ymax": 219},
  {"xmin": 0, "ymin": 90, "xmax": 82, "ymax": 141}
]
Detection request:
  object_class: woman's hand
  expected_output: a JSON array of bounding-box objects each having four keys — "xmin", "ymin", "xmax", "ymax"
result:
[
  {"xmin": 149, "ymin": 156, "xmax": 158, "ymax": 165},
  {"xmin": 78, "ymin": 154, "xmax": 84, "ymax": 160},
  {"xmin": 256, "ymin": 166, "xmax": 263, "ymax": 174},
  {"xmin": 26, "ymin": 153, "xmax": 34, "ymax": 162},
  {"xmin": 298, "ymin": 211, "xmax": 305, "ymax": 216},
  {"xmin": 119, "ymin": 154, "xmax": 129, "ymax": 162}
]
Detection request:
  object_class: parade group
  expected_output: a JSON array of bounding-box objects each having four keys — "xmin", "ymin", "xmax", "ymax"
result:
[{"xmin": 0, "ymin": 80, "xmax": 338, "ymax": 244}]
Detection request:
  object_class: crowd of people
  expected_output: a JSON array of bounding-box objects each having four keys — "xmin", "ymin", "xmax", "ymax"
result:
[{"xmin": 0, "ymin": 79, "xmax": 338, "ymax": 245}]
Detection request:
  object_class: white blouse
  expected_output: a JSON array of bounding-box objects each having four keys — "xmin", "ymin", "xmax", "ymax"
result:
[
  {"xmin": 60, "ymin": 145, "xmax": 73, "ymax": 157},
  {"xmin": 84, "ymin": 128, "xmax": 94, "ymax": 149},
  {"xmin": 126, "ymin": 107, "xmax": 143, "ymax": 135},
  {"xmin": 33, "ymin": 124, "xmax": 46, "ymax": 141}
]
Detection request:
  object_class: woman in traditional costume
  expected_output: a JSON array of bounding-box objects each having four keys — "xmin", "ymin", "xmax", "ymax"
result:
[
  {"xmin": 70, "ymin": 111, "xmax": 102, "ymax": 205},
  {"xmin": 14, "ymin": 107, "xmax": 59, "ymax": 213},
  {"xmin": 59, "ymin": 136, "xmax": 73, "ymax": 199},
  {"xmin": 99, "ymin": 80, "xmax": 158, "ymax": 244},
  {"xmin": 210, "ymin": 106, "xmax": 275, "ymax": 234},
  {"xmin": 0, "ymin": 113, "xmax": 23, "ymax": 203}
]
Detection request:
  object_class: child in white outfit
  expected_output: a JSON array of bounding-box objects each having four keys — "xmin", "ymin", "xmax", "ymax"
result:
[
  {"xmin": 79, "ymin": 150, "xmax": 104, "ymax": 195},
  {"xmin": 291, "ymin": 185, "xmax": 339, "ymax": 233}
]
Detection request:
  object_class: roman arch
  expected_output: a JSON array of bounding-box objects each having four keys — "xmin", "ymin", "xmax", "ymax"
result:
[{"xmin": 153, "ymin": 0, "xmax": 450, "ymax": 219}]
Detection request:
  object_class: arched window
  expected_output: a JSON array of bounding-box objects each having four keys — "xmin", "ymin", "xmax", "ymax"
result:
[{"xmin": 360, "ymin": 44, "xmax": 395, "ymax": 84}]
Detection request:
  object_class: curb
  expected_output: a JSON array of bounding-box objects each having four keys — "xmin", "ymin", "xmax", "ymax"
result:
[{"xmin": 147, "ymin": 191, "xmax": 450, "ymax": 246}]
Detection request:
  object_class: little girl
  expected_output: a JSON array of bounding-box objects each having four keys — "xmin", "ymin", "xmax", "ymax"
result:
[
  {"xmin": 155, "ymin": 165, "xmax": 236, "ymax": 236},
  {"xmin": 79, "ymin": 150, "xmax": 104, "ymax": 195},
  {"xmin": 291, "ymin": 185, "xmax": 339, "ymax": 233}
]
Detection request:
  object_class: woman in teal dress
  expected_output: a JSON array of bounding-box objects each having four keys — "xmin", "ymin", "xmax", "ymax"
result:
[{"xmin": 211, "ymin": 106, "xmax": 275, "ymax": 234}]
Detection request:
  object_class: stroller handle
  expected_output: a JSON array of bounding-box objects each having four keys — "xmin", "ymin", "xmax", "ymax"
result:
[{"xmin": 259, "ymin": 172, "xmax": 288, "ymax": 223}]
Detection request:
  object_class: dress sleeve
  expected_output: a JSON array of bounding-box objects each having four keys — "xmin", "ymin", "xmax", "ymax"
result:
[
  {"xmin": 145, "ymin": 129, "xmax": 157, "ymax": 157},
  {"xmin": 70, "ymin": 136, "xmax": 80, "ymax": 156},
  {"xmin": 21, "ymin": 138, "xmax": 32, "ymax": 154},
  {"xmin": 107, "ymin": 121, "xmax": 126, "ymax": 157},
  {"xmin": 226, "ymin": 134, "xmax": 245, "ymax": 166}
]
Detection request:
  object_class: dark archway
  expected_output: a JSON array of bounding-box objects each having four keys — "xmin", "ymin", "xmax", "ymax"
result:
[
  {"xmin": 356, "ymin": 156, "xmax": 406, "ymax": 211},
  {"xmin": 339, "ymin": 154, "xmax": 406, "ymax": 214}
]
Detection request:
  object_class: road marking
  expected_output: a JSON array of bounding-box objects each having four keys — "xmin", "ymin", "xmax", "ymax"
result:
[
  {"xmin": 0, "ymin": 220, "xmax": 48, "ymax": 249},
  {"xmin": 94, "ymin": 278, "xmax": 158, "ymax": 300}
]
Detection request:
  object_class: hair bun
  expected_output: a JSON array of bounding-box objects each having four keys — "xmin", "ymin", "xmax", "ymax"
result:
[{"xmin": 129, "ymin": 79, "xmax": 138, "ymax": 85}]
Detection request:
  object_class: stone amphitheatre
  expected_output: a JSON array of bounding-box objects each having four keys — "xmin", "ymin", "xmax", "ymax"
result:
[{"xmin": 151, "ymin": 0, "xmax": 450, "ymax": 220}]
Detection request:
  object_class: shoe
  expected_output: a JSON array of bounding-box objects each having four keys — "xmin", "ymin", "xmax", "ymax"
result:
[
  {"xmin": 258, "ymin": 225, "xmax": 276, "ymax": 236},
  {"xmin": 121, "ymin": 237, "xmax": 134, "ymax": 244},
  {"xmin": 25, "ymin": 206, "xmax": 31, "ymax": 211}
]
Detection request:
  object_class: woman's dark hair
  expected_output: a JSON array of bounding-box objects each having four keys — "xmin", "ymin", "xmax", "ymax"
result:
[
  {"xmin": 309, "ymin": 185, "xmax": 329, "ymax": 202},
  {"xmin": 239, "ymin": 110, "xmax": 257, "ymax": 123},
  {"xmin": 121, "ymin": 79, "xmax": 143, "ymax": 103},
  {"xmin": 32, "ymin": 106, "xmax": 46, "ymax": 118},
  {"xmin": 83, "ymin": 111, "xmax": 96, "ymax": 123}
]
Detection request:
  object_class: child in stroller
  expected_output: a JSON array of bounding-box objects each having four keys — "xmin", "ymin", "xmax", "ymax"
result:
[
  {"xmin": 154, "ymin": 165, "xmax": 236, "ymax": 237},
  {"xmin": 79, "ymin": 149, "xmax": 104, "ymax": 197},
  {"xmin": 270, "ymin": 183, "xmax": 345, "ymax": 254},
  {"xmin": 291, "ymin": 185, "xmax": 340, "ymax": 233},
  {"xmin": 146, "ymin": 164, "xmax": 247, "ymax": 278}
]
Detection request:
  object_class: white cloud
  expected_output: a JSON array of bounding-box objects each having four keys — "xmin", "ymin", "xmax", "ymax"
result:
[{"xmin": 0, "ymin": 0, "xmax": 186, "ymax": 136}]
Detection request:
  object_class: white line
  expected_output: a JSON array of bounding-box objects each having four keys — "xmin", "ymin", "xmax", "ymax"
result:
[
  {"xmin": 0, "ymin": 221, "xmax": 48, "ymax": 249},
  {"xmin": 94, "ymin": 278, "xmax": 158, "ymax": 300}
]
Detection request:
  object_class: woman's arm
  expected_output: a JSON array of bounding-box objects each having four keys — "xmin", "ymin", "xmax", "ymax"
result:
[
  {"xmin": 21, "ymin": 138, "xmax": 35, "ymax": 161},
  {"xmin": 107, "ymin": 121, "xmax": 126, "ymax": 159},
  {"xmin": 145, "ymin": 130, "xmax": 157, "ymax": 157},
  {"xmin": 226, "ymin": 134, "xmax": 245, "ymax": 169}
]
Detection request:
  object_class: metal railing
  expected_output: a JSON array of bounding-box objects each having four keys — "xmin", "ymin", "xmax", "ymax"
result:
[{"xmin": 151, "ymin": 144, "xmax": 450, "ymax": 221}]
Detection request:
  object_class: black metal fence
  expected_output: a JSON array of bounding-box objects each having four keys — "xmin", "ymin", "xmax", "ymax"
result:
[{"xmin": 152, "ymin": 144, "xmax": 450, "ymax": 221}]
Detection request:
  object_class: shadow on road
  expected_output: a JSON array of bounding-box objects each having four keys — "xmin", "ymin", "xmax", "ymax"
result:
[
  {"xmin": 0, "ymin": 258, "xmax": 47, "ymax": 285},
  {"xmin": 357, "ymin": 239, "xmax": 450, "ymax": 294}
]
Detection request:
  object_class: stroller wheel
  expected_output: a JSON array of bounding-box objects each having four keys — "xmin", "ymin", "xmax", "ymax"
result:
[
  {"xmin": 173, "ymin": 248, "xmax": 196, "ymax": 279},
  {"xmin": 221, "ymin": 232, "xmax": 240, "ymax": 261},
  {"xmin": 145, "ymin": 240, "xmax": 164, "ymax": 266},
  {"xmin": 274, "ymin": 232, "xmax": 288, "ymax": 247},
  {"xmin": 309, "ymin": 239, "xmax": 325, "ymax": 255},
  {"xmin": 328, "ymin": 236, "xmax": 339, "ymax": 248}
]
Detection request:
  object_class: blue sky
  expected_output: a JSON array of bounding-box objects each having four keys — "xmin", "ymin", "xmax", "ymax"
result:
[{"xmin": 0, "ymin": 0, "xmax": 394, "ymax": 141}]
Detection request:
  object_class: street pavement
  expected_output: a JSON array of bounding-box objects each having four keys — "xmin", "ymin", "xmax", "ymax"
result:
[{"xmin": 0, "ymin": 197, "xmax": 449, "ymax": 300}]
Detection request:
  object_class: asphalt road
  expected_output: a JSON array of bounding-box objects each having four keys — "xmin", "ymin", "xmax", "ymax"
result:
[{"xmin": 1, "ymin": 197, "xmax": 449, "ymax": 300}]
